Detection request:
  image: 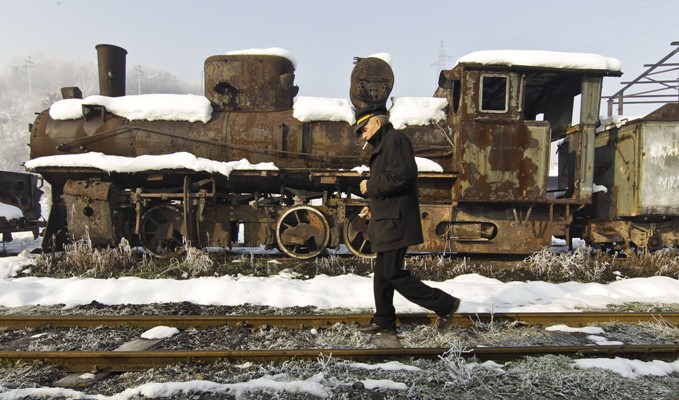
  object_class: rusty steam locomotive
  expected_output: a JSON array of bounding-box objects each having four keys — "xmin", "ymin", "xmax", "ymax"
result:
[{"xmin": 24, "ymin": 44, "xmax": 679, "ymax": 258}]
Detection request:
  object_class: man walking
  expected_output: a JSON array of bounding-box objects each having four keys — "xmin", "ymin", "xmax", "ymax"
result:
[{"xmin": 355, "ymin": 106, "xmax": 460, "ymax": 335}]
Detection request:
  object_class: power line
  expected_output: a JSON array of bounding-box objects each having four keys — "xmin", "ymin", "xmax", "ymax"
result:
[
  {"xmin": 489, "ymin": 0, "xmax": 671, "ymax": 49},
  {"xmin": 568, "ymin": 23, "xmax": 679, "ymax": 51}
]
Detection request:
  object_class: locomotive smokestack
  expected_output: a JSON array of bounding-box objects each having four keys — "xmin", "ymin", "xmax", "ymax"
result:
[{"xmin": 95, "ymin": 44, "xmax": 127, "ymax": 97}]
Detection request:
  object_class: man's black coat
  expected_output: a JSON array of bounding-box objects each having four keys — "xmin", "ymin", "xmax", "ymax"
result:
[{"xmin": 365, "ymin": 123, "xmax": 424, "ymax": 252}]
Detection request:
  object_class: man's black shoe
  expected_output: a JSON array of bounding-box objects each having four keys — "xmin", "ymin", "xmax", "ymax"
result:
[
  {"xmin": 358, "ymin": 323, "xmax": 397, "ymax": 335},
  {"xmin": 436, "ymin": 297, "xmax": 461, "ymax": 332}
]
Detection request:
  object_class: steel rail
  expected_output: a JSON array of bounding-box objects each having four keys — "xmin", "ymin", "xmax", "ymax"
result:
[
  {"xmin": 1, "ymin": 312, "xmax": 678, "ymax": 330},
  {"xmin": 2, "ymin": 344, "xmax": 679, "ymax": 372}
]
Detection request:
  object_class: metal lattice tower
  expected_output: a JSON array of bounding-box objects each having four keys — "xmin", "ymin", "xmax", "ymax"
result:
[
  {"xmin": 605, "ymin": 41, "xmax": 679, "ymax": 116},
  {"xmin": 432, "ymin": 41, "xmax": 453, "ymax": 73}
]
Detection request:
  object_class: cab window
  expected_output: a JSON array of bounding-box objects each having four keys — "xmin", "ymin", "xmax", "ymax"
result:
[{"xmin": 480, "ymin": 75, "xmax": 508, "ymax": 112}]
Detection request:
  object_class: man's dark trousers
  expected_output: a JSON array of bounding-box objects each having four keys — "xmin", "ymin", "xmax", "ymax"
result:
[{"xmin": 373, "ymin": 247, "xmax": 457, "ymax": 329}]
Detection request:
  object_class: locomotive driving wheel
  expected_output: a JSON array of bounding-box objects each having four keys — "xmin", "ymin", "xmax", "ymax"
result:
[
  {"xmin": 139, "ymin": 204, "xmax": 187, "ymax": 258},
  {"xmin": 343, "ymin": 209, "xmax": 376, "ymax": 259},
  {"xmin": 275, "ymin": 205, "xmax": 330, "ymax": 259}
]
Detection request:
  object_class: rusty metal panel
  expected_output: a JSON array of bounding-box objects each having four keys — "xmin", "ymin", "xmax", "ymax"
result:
[
  {"xmin": 411, "ymin": 203, "xmax": 563, "ymax": 254},
  {"xmin": 457, "ymin": 120, "xmax": 549, "ymax": 201},
  {"xmin": 639, "ymin": 121, "xmax": 679, "ymax": 215},
  {"xmin": 595, "ymin": 118, "xmax": 679, "ymax": 218},
  {"xmin": 613, "ymin": 129, "xmax": 638, "ymax": 217},
  {"xmin": 63, "ymin": 180, "xmax": 120, "ymax": 245},
  {"xmin": 306, "ymin": 121, "xmax": 368, "ymax": 167},
  {"xmin": 575, "ymin": 77, "xmax": 603, "ymax": 204},
  {"xmin": 417, "ymin": 173, "xmax": 457, "ymax": 203},
  {"xmin": 404, "ymin": 125, "xmax": 455, "ymax": 171},
  {"xmin": 592, "ymin": 128, "xmax": 635, "ymax": 218}
]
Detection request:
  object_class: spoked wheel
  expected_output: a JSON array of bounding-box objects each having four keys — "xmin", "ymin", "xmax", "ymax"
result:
[
  {"xmin": 275, "ymin": 205, "xmax": 330, "ymax": 259},
  {"xmin": 344, "ymin": 210, "xmax": 376, "ymax": 259},
  {"xmin": 139, "ymin": 204, "xmax": 187, "ymax": 258}
]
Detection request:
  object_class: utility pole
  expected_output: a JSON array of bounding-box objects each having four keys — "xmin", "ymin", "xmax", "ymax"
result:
[
  {"xmin": 24, "ymin": 57, "xmax": 35, "ymax": 97},
  {"xmin": 135, "ymin": 65, "xmax": 144, "ymax": 95}
]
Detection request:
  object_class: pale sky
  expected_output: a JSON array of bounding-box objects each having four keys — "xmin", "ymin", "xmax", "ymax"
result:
[{"xmin": 2, "ymin": 0, "xmax": 678, "ymax": 115}]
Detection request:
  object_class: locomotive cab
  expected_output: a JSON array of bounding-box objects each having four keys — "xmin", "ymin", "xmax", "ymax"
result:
[
  {"xmin": 430, "ymin": 51, "xmax": 622, "ymax": 253},
  {"xmin": 437, "ymin": 52, "xmax": 621, "ymax": 205}
]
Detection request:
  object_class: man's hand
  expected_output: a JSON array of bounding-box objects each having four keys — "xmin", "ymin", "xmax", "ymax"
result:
[
  {"xmin": 358, "ymin": 206, "xmax": 371, "ymax": 220},
  {"xmin": 360, "ymin": 180, "xmax": 368, "ymax": 195}
]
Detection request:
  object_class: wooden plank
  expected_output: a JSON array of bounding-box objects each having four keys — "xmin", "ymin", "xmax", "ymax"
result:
[{"xmin": 53, "ymin": 337, "xmax": 163, "ymax": 387}]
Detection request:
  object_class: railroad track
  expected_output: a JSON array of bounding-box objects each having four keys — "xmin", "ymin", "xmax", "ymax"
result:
[
  {"xmin": 1, "ymin": 312, "xmax": 678, "ymax": 374},
  {"xmin": 4, "ymin": 345, "xmax": 679, "ymax": 373},
  {"xmin": 2, "ymin": 311, "xmax": 678, "ymax": 329}
]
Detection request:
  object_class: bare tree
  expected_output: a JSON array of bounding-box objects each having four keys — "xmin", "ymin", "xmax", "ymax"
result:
[{"xmin": 0, "ymin": 52, "xmax": 200, "ymax": 171}]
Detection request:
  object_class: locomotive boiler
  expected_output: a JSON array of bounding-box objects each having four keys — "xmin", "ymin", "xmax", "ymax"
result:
[{"xmin": 24, "ymin": 44, "xmax": 679, "ymax": 258}]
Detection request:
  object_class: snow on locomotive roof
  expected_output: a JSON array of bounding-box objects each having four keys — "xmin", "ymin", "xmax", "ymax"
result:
[
  {"xmin": 367, "ymin": 52, "xmax": 393, "ymax": 67},
  {"xmin": 49, "ymin": 94, "xmax": 213, "ymax": 123},
  {"xmin": 292, "ymin": 96, "xmax": 448, "ymax": 129},
  {"xmin": 225, "ymin": 47, "xmax": 297, "ymax": 69},
  {"xmin": 389, "ymin": 97, "xmax": 448, "ymax": 130},
  {"xmin": 25, "ymin": 152, "xmax": 278, "ymax": 178},
  {"xmin": 293, "ymin": 97, "xmax": 355, "ymax": 124},
  {"xmin": 456, "ymin": 50, "xmax": 622, "ymax": 73}
]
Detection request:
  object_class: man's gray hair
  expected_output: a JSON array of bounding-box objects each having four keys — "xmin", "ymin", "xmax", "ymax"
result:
[{"xmin": 374, "ymin": 114, "xmax": 389, "ymax": 125}]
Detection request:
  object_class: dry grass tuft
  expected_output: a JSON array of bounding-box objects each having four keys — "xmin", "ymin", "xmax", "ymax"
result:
[
  {"xmin": 32, "ymin": 235, "xmax": 155, "ymax": 278},
  {"xmin": 28, "ymin": 233, "xmax": 679, "ymax": 283}
]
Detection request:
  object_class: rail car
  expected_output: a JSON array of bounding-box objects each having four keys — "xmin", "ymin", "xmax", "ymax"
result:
[
  {"xmin": 0, "ymin": 171, "xmax": 44, "ymax": 242},
  {"xmin": 571, "ymin": 103, "xmax": 679, "ymax": 252},
  {"xmin": 23, "ymin": 44, "xmax": 679, "ymax": 258}
]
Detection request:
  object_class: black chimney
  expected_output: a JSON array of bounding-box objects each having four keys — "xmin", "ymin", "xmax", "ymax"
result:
[{"xmin": 95, "ymin": 44, "xmax": 127, "ymax": 97}]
